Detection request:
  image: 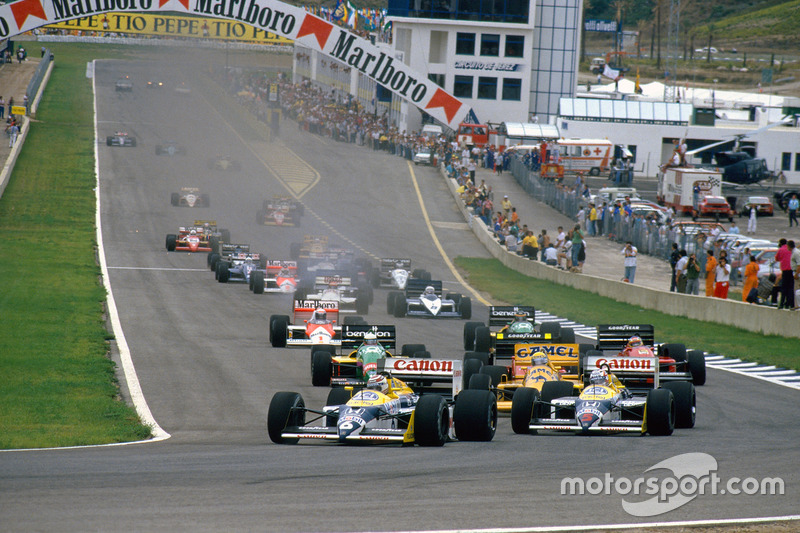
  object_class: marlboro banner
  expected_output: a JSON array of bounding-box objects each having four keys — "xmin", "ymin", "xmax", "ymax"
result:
[
  {"xmin": 0, "ymin": 0, "xmax": 465, "ymax": 127},
  {"xmin": 45, "ymin": 13, "xmax": 293, "ymax": 45}
]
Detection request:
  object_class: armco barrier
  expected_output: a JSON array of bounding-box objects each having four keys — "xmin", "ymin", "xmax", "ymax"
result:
[{"xmin": 438, "ymin": 165, "xmax": 800, "ymax": 339}]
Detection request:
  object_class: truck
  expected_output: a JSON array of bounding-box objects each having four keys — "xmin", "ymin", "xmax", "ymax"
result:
[
  {"xmin": 555, "ymin": 138, "xmax": 613, "ymax": 176},
  {"xmin": 657, "ymin": 167, "xmax": 724, "ymax": 216},
  {"xmin": 456, "ymin": 122, "xmax": 497, "ymax": 149}
]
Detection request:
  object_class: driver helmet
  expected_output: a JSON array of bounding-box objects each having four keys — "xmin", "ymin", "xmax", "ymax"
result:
[
  {"xmin": 627, "ymin": 335, "xmax": 643, "ymax": 349},
  {"xmin": 423, "ymin": 285, "xmax": 436, "ymax": 296},
  {"xmin": 590, "ymin": 369, "xmax": 609, "ymax": 386},
  {"xmin": 366, "ymin": 374, "xmax": 389, "ymax": 394},
  {"xmin": 190, "ymin": 229, "xmax": 197, "ymax": 235},
  {"xmin": 531, "ymin": 351, "xmax": 548, "ymax": 366},
  {"xmin": 513, "ymin": 309, "xmax": 528, "ymax": 322},
  {"xmin": 312, "ymin": 308, "xmax": 327, "ymax": 322},
  {"xmin": 363, "ymin": 332, "xmax": 378, "ymax": 346},
  {"xmin": 203, "ymin": 222, "xmax": 210, "ymax": 230}
]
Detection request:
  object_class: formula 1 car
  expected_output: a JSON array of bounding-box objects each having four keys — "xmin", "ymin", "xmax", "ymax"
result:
[
  {"xmin": 594, "ymin": 324, "xmax": 706, "ymax": 386},
  {"xmin": 388, "ymin": 279, "xmax": 471, "ymax": 319},
  {"xmin": 294, "ymin": 275, "xmax": 370, "ymax": 315},
  {"xmin": 268, "ymin": 359, "xmax": 497, "ymax": 445},
  {"xmin": 371, "ymin": 258, "xmax": 431, "ymax": 290},
  {"xmin": 207, "ymin": 155, "xmax": 242, "ymax": 171},
  {"xmin": 270, "ymin": 300, "xmax": 343, "ymax": 348},
  {"xmin": 250, "ymin": 260, "xmax": 300, "ymax": 294},
  {"xmin": 511, "ymin": 353, "xmax": 697, "ymax": 436},
  {"xmin": 214, "ymin": 245, "xmax": 267, "ymax": 284},
  {"xmin": 106, "ymin": 131, "xmax": 136, "ymax": 147},
  {"xmin": 171, "ymin": 188, "xmax": 209, "ymax": 208},
  {"xmin": 167, "ymin": 220, "xmax": 229, "ymax": 253},
  {"xmin": 115, "ymin": 77, "xmax": 133, "ymax": 91},
  {"xmin": 146, "ymin": 80, "xmax": 164, "ymax": 89},
  {"xmin": 310, "ymin": 324, "xmax": 399, "ymax": 386},
  {"xmin": 155, "ymin": 141, "xmax": 187, "ymax": 156},
  {"xmin": 174, "ymin": 82, "xmax": 191, "ymax": 95},
  {"xmin": 256, "ymin": 196, "xmax": 303, "ymax": 227}
]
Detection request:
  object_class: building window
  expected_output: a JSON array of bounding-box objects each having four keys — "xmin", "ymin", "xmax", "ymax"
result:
[
  {"xmin": 456, "ymin": 33, "xmax": 476, "ymax": 55},
  {"xmin": 454, "ymin": 75, "xmax": 474, "ymax": 98},
  {"xmin": 794, "ymin": 153, "xmax": 800, "ymax": 171},
  {"xmin": 428, "ymin": 73, "xmax": 446, "ymax": 88},
  {"xmin": 502, "ymin": 78, "xmax": 521, "ymax": 100},
  {"xmin": 477, "ymin": 76, "xmax": 497, "ymax": 99},
  {"xmin": 782, "ymin": 152, "xmax": 791, "ymax": 171},
  {"xmin": 480, "ymin": 34, "xmax": 500, "ymax": 56},
  {"xmin": 505, "ymin": 35, "xmax": 524, "ymax": 57}
]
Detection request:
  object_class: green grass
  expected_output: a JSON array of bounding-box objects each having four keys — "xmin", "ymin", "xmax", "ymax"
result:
[
  {"xmin": 0, "ymin": 43, "xmax": 152, "ymax": 449},
  {"xmin": 455, "ymin": 257, "xmax": 800, "ymax": 372}
]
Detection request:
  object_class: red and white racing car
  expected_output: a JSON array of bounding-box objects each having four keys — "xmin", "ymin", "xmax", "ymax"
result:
[
  {"xmin": 270, "ymin": 300, "xmax": 342, "ymax": 347},
  {"xmin": 251, "ymin": 260, "xmax": 300, "ymax": 294}
]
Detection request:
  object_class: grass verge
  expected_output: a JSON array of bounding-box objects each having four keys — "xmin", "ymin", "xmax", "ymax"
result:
[
  {"xmin": 455, "ymin": 257, "xmax": 800, "ymax": 372},
  {"xmin": 0, "ymin": 43, "xmax": 152, "ymax": 448}
]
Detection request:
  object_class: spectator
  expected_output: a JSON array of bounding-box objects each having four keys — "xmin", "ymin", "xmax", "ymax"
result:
[
  {"xmin": 576, "ymin": 205, "xmax": 586, "ymax": 230},
  {"xmin": 504, "ymin": 231, "xmax": 518, "ymax": 253},
  {"xmin": 544, "ymin": 243, "xmax": 559, "ymax": 266},
  {"xmin": 747, "ymin": 204, "xmax": 757, "ymax": 234},
  {"xmin": 674, "ymin": 249, "xmax": 688, "ymax": 293},
  {"xmin": 6, "ymin": 120, "xmax": 19, "ymax": 148},
  {"xmin": 539, "ymin": 229, "xmax": 551, "ymax": 262},
  {"xmin": 728, "ymin": 221, "xmax": 740, "ymax": 234},
  {"xmin": 501, "ymin": 195, "xmax": 512, "ymax": 218},
  {"xmin": 570, "ymin": 225, "xmax": 583, "ymax": 269},
  {"xmin": 788, "ymin": 194, "xmax": 799, "ymax": 228},
  {"xmin": 588, "ymin": 203, "xmax": 597, "ymax": 236},
  {"xmin": 776, "ymin": 238, "xmax": 794, "ymax": 309},
  {"xmin": 713, "ymin": 256, "xmax": 731, "ymax": 299},
  {"xmin": 742, "ymin": 255, "xmax": 759, "ymax": 303},
  {"xmin": 685, "ymin": 253, "xmax": 701, "ymax": 295},
  {"xmin": 669, "ymin": 243, "xmax": 681, "ymax": 292},
  {"xmin": 705, "ymin": 250, "xmax": 717, "ymax": 296},
  {"xmin": 756, "ymin": 273, "xmax": 780, "ymax": 305},
  {"xmin": 621, "ymin": 241, "xmax": 637, "ymax": 283},
  {"xmin": 0, "ymin": 96, "xmax": 4, "ymax": 119},
  {"xmin": 521, "ymin": 230, "xmax": 539, "ymax": 260}
]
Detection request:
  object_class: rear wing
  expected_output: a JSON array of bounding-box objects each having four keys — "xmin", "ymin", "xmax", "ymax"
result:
[
  {"xmin": 380, "ymin": 258, "xmax": 411, "ymax": 272},
  {"xmin": 220, "ymin": 243, "xmax": 251, "ymax": 256},
  {"xmin": 493, "ymin": 331, "xmax": 559, "ymax": 361},
  {"xmin": 266, "ymin": 260, "xmax": 297, "ymax": 271},
  {"xmin": 313, "ymin": 274, "xmax": 352, "ymax": 287},
  {"xmin": 584, "ymin": 355, "xmax": 660, "ymax": 390},
  {"xmin": 379, "ymin": 357, "xmax": 462, "ymax": 399},
  {"xmin": 596, "ymin": 324, "xmax": 655, "ymax": 352},
  {"xmin": 194, "ymin": 220, "xmax": 217, "ymax": 227},
  {"xmin": 406, "ymin": 278, "xmax": 442, "ymax": 298},
  {"xmin": 340, "ymin": 324, "xmax": 396, "ymax": 351},
  {"xmin": 488, "ymin": 306, "xmax": 535, "ymax": 327},
  {"xmin": 293, "ymin": 299, "xmax": 339, "ymax": 323},
  {"xmin": 180, "ymin": 187, "xmax": 200, "ymax": 193},
  {"xmin": 513, "ymin": 342, "xmax": 580, "ymax": 377}
]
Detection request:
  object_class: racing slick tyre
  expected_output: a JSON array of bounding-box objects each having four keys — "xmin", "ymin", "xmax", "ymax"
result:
[
  {"xmin": 645, "ymin": 388, "xmax": 675, "ymax": 436},
  {"xmin": 414, "ymin": 351, "xmax": 431, "ymax": 359},
  {"xmin": 479, "ymin": 365, "xmax": 507, "ymax": 387},
  {"xmin": 106, "ymin": 136, "xmax": 113, "ymax": 146},
  {"xmin": 217, "ymin": 262, "xmax": 230, "ymax": 283},
  {"xmin": 453, "ymin": 389, "xmax": 497, "ymax": 442},
  {"xmin": 311, "ymin": 350, "xmax": 332, "ymax": 387},
  {"xmin": 462, "ymin": 358, "xmax": 484, "ymax": 390},
  {"xmin": 393, "ymin": 294, "xmax": 407, "ymax": 317},
  {"xmin": 269, "ymin": 315, "xmax": 289, "ymax": 348},
  {"xmin": 459, "ymin": 296, "xmax": 472, "ymax": 319},
  {"xmin": 540, "ymin": 381, "xmax": 575, "ymax": 419},
  {"xmin": 342, "ymin": 316, "xmax": 368, "ymax": 325},
  {"xmin": 660, "ymin": 343, "xmax": 687, "ymax": 362},
  {"xmin": 220, "ymin": 229, "xmax": 231, "ymax": 243},
  {"xmin": 258, "ymin": 256, "xmax": 267, "ymax": 269},
  {"xmin": 357, "ymin": 283, "xmax": 374, "ymax": 305},
  {"xmin": 165, "ymin": 234, "xmax": 177, "ymax": 251},
  {"xmin": 325, "ymin": 388, "xmax": 351, "ymax": 427},
  {"xmin": 559, "ymin": 327, "xmax": 576, "ymax": 344},
  {"xmin": 201, "ymin": 194, "xmax": 210, "ymax": 207},
  {"xmin": 687, "ymin": 350, "xmax": 706, "ymax": 385},
  {"xmin": 267, "ymin": 392, "xmax": 305, "ymax": 444},
  {"xmin": 411, "ymin": 269, "xmax": 425, "ymax": 279},
  {"xmin": 540, "ymin": 321, "xmax": 561, "ymax": 338},
  {"xmin": 255, "ymin": 210, "xmax": 265, "ymax": 225},
  {"xmin": 207, "ymin": 252, "xmax": 220, "ymax": 271},
  {"xmin": 463, "ymin": 321, "xmax": 484, "ymax": 350},
  {"xmin": 170, "ymin": 193, "xmax": 179, "ymax": 206},
  {"xmin": 473, "ymin": 326, "xmax": 492, "ymax": 353},
  {"xmin": 464, "ymin": 351, "xmax": 491, "ymax": 365},
  {"xmin": 209, "ymin": 236, "xmax": 220, "ymax": 254},
  {"xmin": 414, "ymin": 395, "xmax": 449, "ymax": 447},
  {"xmin": 467, "ymin": 373, "xmax": 492, "ymax": 390},
  {"xmin": 370, "ymin": 269, "xmax": 380, "ymax": 288},
  {"xmin": 355, "ymin": 294, "xmax": 369, "ymax": 315},
  {"xmin": 661, "ymin": 382, "xmax": 696, "ymax": 428},
  {"xmin": 511, "ymin": 387, "xmax": 540, "ymax": 434},
  {"xmin": 310, "ymin": 346, "xmax": 336, "ymax": 371},
  {"xmin": 401, "ymin": 344, "xmax": 427, "ymax": 357},
  {"xmin": 420, "ymin": 270, "xmax": 431, "ymax": 281},
  {"xmin": 252, "ymin": 270, "xmax": 266, "ymax": 294},
  {"xmin": 448, "ymin": 293, "xmax": 462, "ymax": 305},
  {"xmin": 387, "ymin": 292, "xmax": 401, "ymax": 314}
]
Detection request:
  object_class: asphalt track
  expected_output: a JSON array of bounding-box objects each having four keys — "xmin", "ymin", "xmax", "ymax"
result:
[{"xmin": 1, "ymin": 57, "xmax": 798, "ymax": 533}]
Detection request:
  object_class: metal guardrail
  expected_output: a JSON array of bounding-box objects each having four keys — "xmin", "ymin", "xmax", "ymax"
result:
[{"xmin": 26, "ymin": 47, "xmax": 52, "ymax": 115}]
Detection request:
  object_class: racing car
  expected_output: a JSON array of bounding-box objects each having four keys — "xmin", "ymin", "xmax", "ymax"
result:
[
  {"xmin": 174, "ymin": 82, "xmax": 191, "ymax": 95},
  {"xmin": 106, "ymin": 131, "xmax": 136, "ymax": 147},
  {"xmin": 256, "ymin": 196, "xmax": 303, "ymax": 227},
  {"xmin": 171, "ymin": 188, "xmax": 209, "ymax": 208},
  {"xmin": 207, "ymin": 156, "xmax": 241, "ymax": 171},
  {"xmin": 371, "ymin": 258, "xmax": 431, "ymax": 290},
  {"xmin": 213, "ymin": 244, "xmax": 267, "ymax": 284},
  {"xmin": 270, "ymin": 300, "xmax": 343, "ymax": 348},
  {"xmin": 167, "ymin": 220, "xmax": 229, "ymax": 253},
  {"xmin": 510, "ymin": 352, "xmax": 697, "ymax": 436},
  {"xmin": 250, "ymin": 260, "xmax": 300, "ymax": 294},
  {"xmin": 268, "ymin": 359, "xmax": 497, "ymax": 445},
  {"xmin": 388, "ymin": 279, "xmax": 471, "ymax": 319},
  {"xmin": 594, "ymin": 324, "xmax": 706, "ymax": 385},
  {"xmin": 293, "ymin": 274, "xmax": 371, "ymax": 315},
  {"xmin": 146, "ymin": 80, "xmax": 164, "ymax": 89},
  {"xmin": 115, "ymin": 77, "xmax": 133, "ymax": 91},
  {"xmin": 310, "ymin": 324, "xmax": 400, "ymax": 386},
  {"xmin": 155, "ymin": 141, "xmax": 187, "ymax": 156}
]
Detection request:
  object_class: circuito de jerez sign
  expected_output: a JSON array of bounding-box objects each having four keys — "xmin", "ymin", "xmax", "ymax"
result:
[{"xmin": 1, "ymin": 0, "xmax": 465, "ymax": 127}]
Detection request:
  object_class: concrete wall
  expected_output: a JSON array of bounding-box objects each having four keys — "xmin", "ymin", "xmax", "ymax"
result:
[{"xmin": 440, "ymin": 166, "xmax": 800, "ymax": 339}]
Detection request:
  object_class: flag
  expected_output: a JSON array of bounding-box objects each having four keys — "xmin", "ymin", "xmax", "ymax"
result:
[
  {"xmin": 331, "ymin": 0, "xmax": 348, "ymax": 23},
  {"xmin": 383, "ymin": 19, "xmax": 392, "ymax": 32},
  {"xmin": 635, "ymin": 66, "xmax": 641, "ymax": 93},
  {"xmin": 602, "ymin": 63, "xmax": 620, "ymax": 81},
  {"xmin": 347, "ymin": 0, "xmax": 357, "ymax": 28}
]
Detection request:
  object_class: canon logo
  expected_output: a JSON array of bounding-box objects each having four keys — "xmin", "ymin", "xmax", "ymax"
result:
[
  {"xmin": 594, "ymin": 358, "xmax": 653, "ymax": 370},
  {"xmin": 391, "ymin": 359, "xmax": 453, "ymax": 373}
]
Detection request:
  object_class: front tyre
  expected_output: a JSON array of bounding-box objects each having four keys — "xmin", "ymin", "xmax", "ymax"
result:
[
  {"xmin": 267, "ymin": 392, "xmax": 305, "ymax": 444},
  {"xmin": 453, "ymin": 389, "xmax": 497, "ymax": 441},
  {"xmin": 646, "ymin": 389, "xmax": 675, "ymax": 436},
  {"xmin": 511, "ymin": 387, "xmax": 539, "ymax": 434},
  {"xmin": 414, "ymin": 395, "xmax": 449, "ymax": 446}
]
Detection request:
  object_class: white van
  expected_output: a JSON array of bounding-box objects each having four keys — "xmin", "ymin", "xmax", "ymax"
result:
[
  {"xmin": 597, "ymin": 187, "xmax": 641, "ymax": 204},
  {"xmin": 421, "ymin": 124, "xmax": 443, "ymax": 138}
]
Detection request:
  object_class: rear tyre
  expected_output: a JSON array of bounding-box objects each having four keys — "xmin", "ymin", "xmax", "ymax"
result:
[
  {"xmin": 342, "ymin": 315, "xmax": 367, "ymax": 325},
  {"xmin": 661, "ymin": 343, "xmax": 687, "ymax": 362},
  {"xmin": 540, "ymin": 381, "xmax": 575, "ymax": 419},
  {"xmin": 540, "ymin": 321, "xmax": 561, "ymax": 338},
  {"xmin": 165, "ymin": 234, "xmax": 177, "ymax": 251},
  {"xmin": 467, "ymin": 373, "xmax": 492, "ymax": 390},
  {"xmin": 414, "ymin": 395, "xmax": 449, "ymax": 446},
  {"xmin": 646, "ymin": 389, "xmax": 675, "ymax": 436},
  {"xmin": 462, "ymin": 358, "xmax": 484, "ymax": 389},
  {"xmin": 401, "ymin": 344, "xmax": 427, "ymax": 357},
  {"xmin": 310, "ymin": 350, "xmax": 332, "ymax": 387},
  {"xmin": 464, "ymin": 351, "xmax": 491, "ymax": 365},
  {"xmin": 217, "ymin": 262, "xmax": 230, "ymax": 283},
  {"xmin": 201, "ymin": 194, "xmax": 210, "ymax": 207},
  {"xmin": 393, "ymin": 294, "xmax": 406, "ymax": 317},
  {"xmin": 459, "ymin": 296, "xmax": 472, "ymax": 319},
  {"xmin": 170, "ymin": 193, "xmax": 179, "ymax": 206},
  {"xmin": 267, "ymin": 392, "xmax": 305, "ymax": 444},
  {"xmin": 386, "ymin": 292, "xmax": 399, "ymax": 314},
  {"xmin": 479, "ymin": 365, "xmax": 507, "ymax": 387},
  {"xmin": 355, "ymin": 294, "xmax": 369, "ymax": 315},
  {"xmin": 473, "ymin": 326, "xmax": 492, "ymax": 353},
  {"xmin": 463, "ymin": 321, "xmax": 484, "ymax": 350},
  {"xmin": 661, "ymin": 382, "xmax": 696, "ymax": 428},
  {"xmin": 325, "ymin": 388, "xmax": 351, "ymax": 427},
  {"xmin": 453, "ymin": 390, "xmax": 497, "ymax": 441},
  {"xmin": 687, "ymin": 350, "xmax": 706, "ymax": 385},
  {"xmin": 269, "ymin": 315, "xmax": 289, "ymax": 347},
  {"xmin": 559, "ymin": 327, "xmax": 576, "ymax": 344},
  {"xmin": 511, "ymin": 387, "xmax": 539, "ymax": 434}
]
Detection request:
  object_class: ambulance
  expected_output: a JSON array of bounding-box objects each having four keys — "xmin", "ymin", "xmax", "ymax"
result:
[{"xmin": 553, "ymin": 138, "xmax": 613, "ymax": 176}]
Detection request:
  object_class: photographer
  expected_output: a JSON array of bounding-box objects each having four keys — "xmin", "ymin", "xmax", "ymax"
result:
[
  {"xmin": 674, "ymin": 249, "xmax": 688, "ymax": 293},
  {"xmin": 621, "ymin": 241, "xmax": 637, "ymax": 283},
  {"xmin": 685, "ymin": 253, "xmax": 701, "ymax": 295},
  {"xmin": 713, "ymin": 256, "xmax": 731, "ymax": 299}
]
